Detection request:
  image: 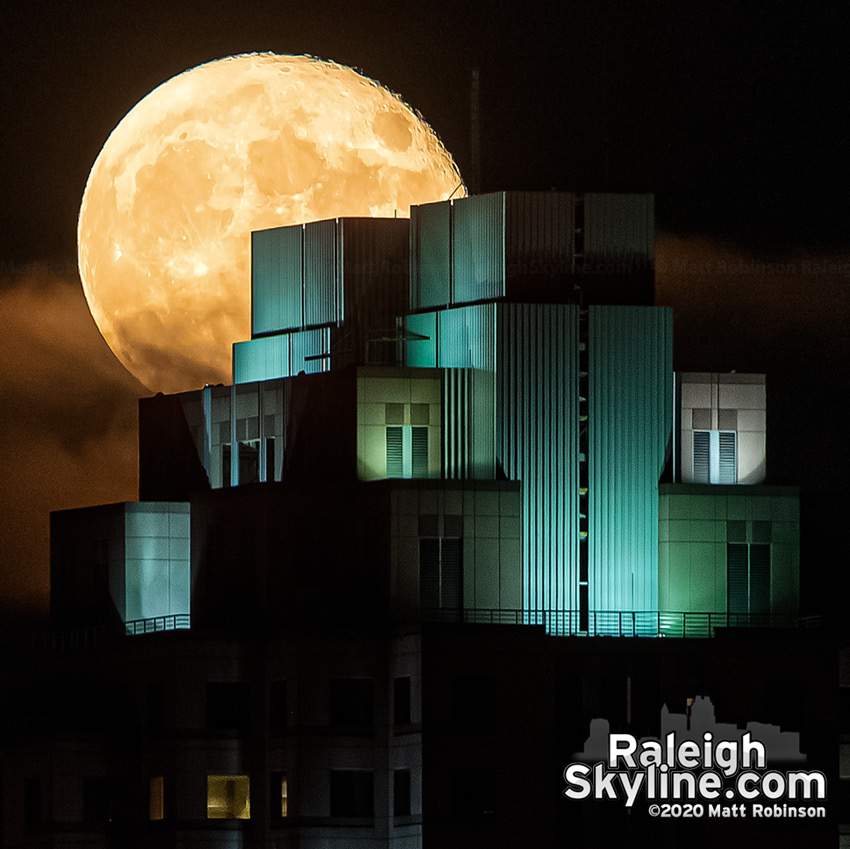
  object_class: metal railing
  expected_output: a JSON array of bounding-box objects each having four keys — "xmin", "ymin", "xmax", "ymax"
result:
[
  {"xmin": 420, "ymin": 608, "xmax": 820, "ymax": 637},
  {"xmin": 124, "ymin": 614, "xmax": 191, "ymax": 635}
]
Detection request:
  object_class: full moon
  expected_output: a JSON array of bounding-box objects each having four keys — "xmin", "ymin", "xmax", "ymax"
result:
[{"xmin": 78, "ymin": 53, "xmax": 465, "ymax": 393}]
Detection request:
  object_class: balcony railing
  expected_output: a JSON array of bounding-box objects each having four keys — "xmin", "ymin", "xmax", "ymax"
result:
[
  {"xmin": 124, "ymin": 614, "xmax": 191, "ymax": 635},
  {"xmin": 420, "ymin": 608, "xmax": 820, "ymax": 637}
]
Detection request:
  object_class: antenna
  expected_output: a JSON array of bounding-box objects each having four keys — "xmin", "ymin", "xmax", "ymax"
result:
[{"xmin": 470, "ymin": 67, "xmax": 481, "ymax": 195}]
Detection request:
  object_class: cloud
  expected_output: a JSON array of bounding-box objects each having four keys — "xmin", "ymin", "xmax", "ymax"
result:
[{"xmin": 0, "ymin": 264, "xmax": 145, "ymax": 626}]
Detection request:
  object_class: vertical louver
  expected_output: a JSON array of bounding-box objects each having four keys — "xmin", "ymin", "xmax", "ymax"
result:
[
  {"xmin": 412, "ymin": 427, "xmax": 429, "ymax": 477},
  {"xmin": 386, "ymin": 427, "xmax": 403, "ymax": 477},
  {"xmin": 693, "ymin": 431, "xmax": 710, "ymax": 483},
  {"xmin": 718, "ymin": 431, "xmax": 737, "ymax": 484}
]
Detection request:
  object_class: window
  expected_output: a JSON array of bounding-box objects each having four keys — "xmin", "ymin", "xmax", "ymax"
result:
[
  {"xmin": 147, "ymin": 682, "xmax": 164, "ymax": 730},
  {"xmin": 238, "ymin": 440, "xmax": 260, "ymax": 484},
  {"xmin": 453, "ymin": 675, "xmax": 497, "ymax": 729},
  {"xmin": 453, "ymin": 767, "xmax": 496, "ymax": 815},
  {"xmin": 419, "ymin": 538, "xmax": 462, "ymax": 613},
  {"xmin": 270, "ymin": 680, "xmax": 288, "ymax": 732},
  {"xmin": 386, "ymin": 426, "xmax": 429, "ymax": 478},
  {"xmin": 207, "ymin": 775, "xmax": 250, "ymax": 819},
  {"xmin": 393, "ymin": 769, "xmax": 411, "ymax": 816},
  {"xmin": 693, "ymin": 430, "xmax": 737, "ymax": 484},
  {"xmin": 330, "ymin": 770, "xmax": 374, "ymax": 817},
  {"xmin": 265, "ymin": 437, "xmax": 276, "ymax": 482},
  {"xmin": 83, "ymin": 776, "xmax": 112, "ymax": 823},
  {"xmin": 222, "ymin": 443, "xmax": 231, "ymax": 487},
  {"xmin": 207, "ymin": 682, "xmax": 250, "ymax": 729},
  {"xmin": 270, "ymin": 772, "xmax": 288, "ymax": 817},
  {"xmin": 329, "ymin": 679, "xmax": 374, "ymax": 728},
  {"xmin": 394, "ymin": 677, "xmax": 411, "ymax": 726},
  {"xmin": 149, "ymin": 776, "xmax": 164, "ymax": 821},
  {"xmin": 24, "ymin": 776, "xmax": 40, "ymax": 826},
  {"xmin": 727, "ymin": 543, "xmax": 770, "ymax": 616}
]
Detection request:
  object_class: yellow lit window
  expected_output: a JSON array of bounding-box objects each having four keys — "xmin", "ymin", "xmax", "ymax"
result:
[
  {"xmin": 149, "ymin": 776, "xmax": 164, "ymax": 820},
  {"xmin": 281, "ymin": 776, "xmax": 288, "ymax": 817},
  {"xmin": 207, "ymin": 775, "xmax": 250, "ymax": 819}
]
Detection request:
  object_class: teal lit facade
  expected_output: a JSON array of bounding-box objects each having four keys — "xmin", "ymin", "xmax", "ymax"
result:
[
  {"xmin": 403, "ymin": 301, "xmax": 671, "ymax": 632},
  {"xmin": 51, "ymin": 501, "xmax": 190, "ymax": 632},
  {"xmin": 126, "ymin": 191, "xmax": 799, "ymax": 638},
  {"xmin": 658, "ymin": 483, "xmax": 800, "ymax": 621}
]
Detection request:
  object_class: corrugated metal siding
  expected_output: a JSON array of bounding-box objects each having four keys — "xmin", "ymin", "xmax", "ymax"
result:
[
  {"xmin": 584, "ymin": 194, "xmax": 654, "ymax": 269},
  {"xmin": 496, "ymin": 304, "xmax": 579, "ymax": 626},
  {"xmin": 233, "ymin": 336, "xmax": 291, "ymax": 384},
  {"xmin": 290, "ymin": 327, "xmax": 330, "ymax": 374},
  {"xmin": 588, "ymin": 306, "xmax": 672, "ymax": 621},
  {"xmin": 251, "ymin": 226, "xmax": 303, "ymax": 335},
  {"xmin": 437, "ymin": 303, "xmax": 496, "ymax": 371},
  {"xmin": 452, "ymin": 193, "xmax": 505, "ymax": 304},
  {"xmin": 338, "ymin": 218, "xmax": 409, "ymax": 366},
  {"xmin": 411, "ymin": 201, "xmax": 451, "ymax": 310},
  {"xmin": 442, "ymin": 368, "xmax": 496, "ymax": 480},
  {"xmin": 404, "ymin": 312, "xmax": 438, "ymax": 367},
  {"xmin": 303, "ymin": 219, "xmax": 340, "ymax": 327},
  {"xmin": 504, "ymin": 192, "xmax": 574, "ymax": 294}
]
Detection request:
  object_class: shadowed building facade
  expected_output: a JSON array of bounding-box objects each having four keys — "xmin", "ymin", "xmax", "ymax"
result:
[{"xmin": 0, "ymin": 192, "xmax": 820, "ymax": 849}]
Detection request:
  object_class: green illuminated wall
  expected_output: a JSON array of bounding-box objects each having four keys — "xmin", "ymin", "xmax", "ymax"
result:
[
  {"xmin": 589, "ymin": 306, "xmax": 672, "ymax": 620},
  {"xmin": 123, "ymin": 502, "xmax": 191, "ymax": 623},
  {"xmin": 404, "ymin": 303, "xmax": 671, "ymax": 631},
  {"xmin": 233, "ymin": 327, "xmax": 329, "ymax": 384},
  {"xmin": 50, "ymin": 501, "xmax": 190, "ymax": 629},
  {"xmin": 658, "ymin": 483, "xmax": 799, "ymax": 616},
  {"xmin": 357, "ymin": 368, "xmax": 442, "ymax": 481}
]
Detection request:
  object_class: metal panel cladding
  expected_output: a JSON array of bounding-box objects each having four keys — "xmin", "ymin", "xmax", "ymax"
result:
[
  {"xmin": 588, "ymin": 306, "xmax": 672, "ymax": 623},
  {"xmin": 496, "ymin": 304, "xmax": 579, "ymax": 627},
  {"xmin": 290, "ymin": 327, "xmax": 330, "ymax": 374},
  {"xmin": 335, "ymin": 218, "xmax": 409, "ymax": 368},
  {"xmin": 411, "ymin": 201, "xmax": 451, "ymax": 310},
  {"xmin": 303, "ymin": 219, "xmax": 341, "ymax": 328},
  {"xmin": 233, "ymin": 336, "xmax": 290, "ymax": 384},
  {"xmin": 251, "ymin": 226, "xmax": 303, "ymax": 335},
  {"xmin": 584, "ymin": 194, "xmax": 654, "ymax": 272},
  {"xmin": 504, "ymin": 192, "xmax": 575, "ymax": 296},
  {"xmin": 437, "ymin": 304, "xmax": 496, "ymax": 372},
  {"xmin": 452, "ymin": 194, "xmax": 506, "ymax": 304}
]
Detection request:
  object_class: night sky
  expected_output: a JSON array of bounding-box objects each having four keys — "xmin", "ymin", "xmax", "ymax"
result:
[{"xmin": 1, "ymin": 1, "xmax": 847, "ymax": 626}]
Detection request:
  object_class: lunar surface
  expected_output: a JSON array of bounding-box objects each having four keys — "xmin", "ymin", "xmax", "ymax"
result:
[{"xmin": 78, "ymin": 53, "xmax": 464, "ymax": 393}]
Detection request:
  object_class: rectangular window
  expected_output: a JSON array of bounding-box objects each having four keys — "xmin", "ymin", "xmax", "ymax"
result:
[
  {"xmin": 206, "ymin": 682, "xmax": 250, "ymax": 729},
  {"xmin": 330, "ymin": 770, "xmax": 374, "ymax": 818},
  {"xmin": 386, "ymin": 426, "xmax": 404, "ymax": 477},
  {"xmin": 270, "ymin": 680, "xmax": 288, "ymax": 732},
  {"xmin": 727, "ymin": 543, "xmax": 771, "ymax": 616},
  {"xmin": 149, "ymin": 776, "xmax": 164, "ymax": 821},
  {"xmin": 420, "ymin": 538, "xmax": 462, "ymax": 614},
  {"xmin": 453, "ymin": 675, "xmax": 497, "ymax": 729},
  {"xmin": 329, "ymin": 679, "xmax": 374, "ymax": 728},
  {"xmin": 394, "ymin": 769, "xmax": 412, "ymax": 816},
  {"xmin": 394, "ymin": 677, "xmax": 411, "ymax": 726},
  {"xmin": 693, "ymin": 431, "xmax": 737, "ymax": 484},
  {"xmin": 270, "ymin": 772, "xmax": 288, "ymax": 817},
  {"xmin": 412, "ymin": 427, "xmax": 428, "ymax": 477},
  {"xmin": 238, "ymin": 440, "xmax": 260, "ymax": 484},
  {"xmin": 207, "ymin": 775, "xmax": 250, "ymax": 819},
  {"xmin": 386, "ymin": 425, "xmax": 429, "ymax": 478},
  {"xmin": 24, "ymin": 776, "xmax": 41, "ymax": 826},
  {"xmin": 83, "ymin": 776, "xmax": 111, "ymax": 823},
  {"xmin": 265, "ymin": 436, "xmax": 276, "ymax": 482},
  {"xmin": 147, "ymin": 682, "xmax": 164, "ymax": 730},
  {"xmin": 222, "ymin": 443, "xmax": 231, "ymax": 487}
]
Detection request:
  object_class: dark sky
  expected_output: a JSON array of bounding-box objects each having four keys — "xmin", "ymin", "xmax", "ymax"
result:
[{"xmin": 0, "ymin": 1, "xmax": 847, "ymax": 625}]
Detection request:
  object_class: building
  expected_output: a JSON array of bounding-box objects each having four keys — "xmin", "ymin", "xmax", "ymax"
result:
[{"xmin": 0, "ymin": 192, "xmax": 831, "ymax": 848}]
